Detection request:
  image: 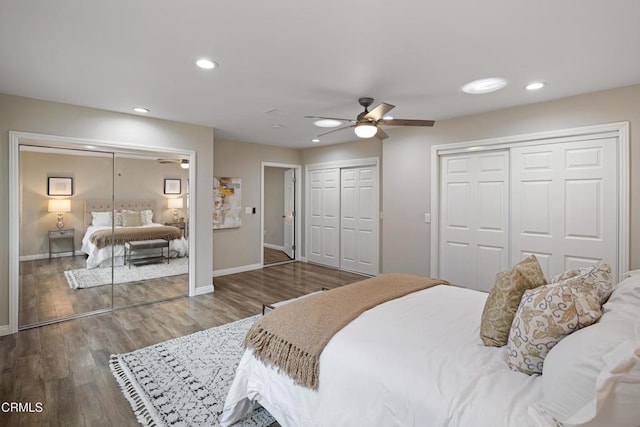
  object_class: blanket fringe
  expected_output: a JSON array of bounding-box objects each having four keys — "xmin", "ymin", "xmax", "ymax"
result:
[
  {"xmin": 109, "ymin": 354, "xmax": 162, "ymax": 427},
  {"xmin": 245, "ymin": 325, "xmax": 320, "ymax": 390}
]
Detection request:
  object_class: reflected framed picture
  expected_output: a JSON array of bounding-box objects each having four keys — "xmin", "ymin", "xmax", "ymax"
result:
[
  {"xmin": 164, "ymin": 179, "xmax": 181, "ymax": 195},
  {"xmin": 47, "ymin": 177, "xmax": 73, "ymax": 196}
]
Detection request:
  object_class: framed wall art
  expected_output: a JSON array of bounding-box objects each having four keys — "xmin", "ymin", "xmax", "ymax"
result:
[
  {"xmin": 213, "ymin": 177, "xmax": 242, "ymax": 229},
  {"xmin": 164, "ymin": 178, "xmax": 181, "ymax": 195},
  {"xmin": 47, "ymin": 177, "xmax": 74, "ymax": 196}
]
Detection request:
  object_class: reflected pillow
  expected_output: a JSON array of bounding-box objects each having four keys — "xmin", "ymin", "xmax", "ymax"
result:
[
  {"xmin": 140, "ymin": 209, "xmax": 153, "ymax": 225},
  {"xmin": 91, "ymin": 211, "xmax": 111, "ymax": 227},
  {"xmin": 480, "ymin": 255, "xmax": 547, "ymax": 347},
  {"xmin": 121, "ymin": 210, "xmax": 143, "ymax": 227}
]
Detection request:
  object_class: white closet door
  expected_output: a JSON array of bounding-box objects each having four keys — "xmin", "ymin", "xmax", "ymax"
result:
[
  {"xmin": 307, "ymin": 168, "xmax": 340, "ymax": 267},
  {"xmin": 340, "ymin": 167, "xmax": 378, "ymax": 275},
  {"xmin": 511, "ymin": 138, "xmax": 618, "ymax": 281},
  {"xmin": 439, "ymin": 151, "xmax": 509, "ymax": 291}
]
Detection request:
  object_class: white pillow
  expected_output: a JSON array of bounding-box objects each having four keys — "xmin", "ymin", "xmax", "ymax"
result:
[
  {"xmin": 539, "ymin": 275, "xmax": 640, "ymax": 427},
  {"xmin": 140, "ymin": 209, "xmax": 153, "ymax": 225},
  {"xmin": 91, "ymin": 211, "xmax": 111, "ymax": 227}
]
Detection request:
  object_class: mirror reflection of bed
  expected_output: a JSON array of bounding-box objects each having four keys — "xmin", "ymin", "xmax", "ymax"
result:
[{"xmin": 18, "ymin": 145, "xmax": 190, "ymax": 329}]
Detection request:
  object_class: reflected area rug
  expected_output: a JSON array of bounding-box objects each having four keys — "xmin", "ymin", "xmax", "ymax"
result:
[
  {"xmin": 64, "ymin": 257, "xmax": 188, "ymax": 289},
  {"xmin": 110, "ymin": 315, "xmax": 275, "ymax": 427}
]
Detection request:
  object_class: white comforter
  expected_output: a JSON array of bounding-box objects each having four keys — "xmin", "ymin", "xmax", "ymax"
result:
[
  {"xmin": 80, "ymin": 223, "xmax": 188, "ymax": 269},
  {"xmin": 222, "ymin": 285, "xmax": 543, "ymax": 427}
]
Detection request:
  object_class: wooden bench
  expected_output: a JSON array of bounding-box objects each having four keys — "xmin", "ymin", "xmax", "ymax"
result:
[{"xmin": 124, "ymin": 239, "xmax": 170, "ymax": 268}]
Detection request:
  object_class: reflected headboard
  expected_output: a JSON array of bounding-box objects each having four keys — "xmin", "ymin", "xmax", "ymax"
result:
[{"xmin": 83, "ymin": 199, "xmax": 157, "ymax": 233}]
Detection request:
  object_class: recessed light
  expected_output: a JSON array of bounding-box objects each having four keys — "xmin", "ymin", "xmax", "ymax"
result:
[
  {"xmin": 382, "ymin": 116, "xmax": 394, "ymax": 121},
  {"xmin": 85, "ymin": 145, "xmax": 96, "ymax": 150},
  {"xmin": 313, "ymin": 119, "xmax": 342, "ymax": 128},
  {"xmin": 196, "ymin": 58, "xmax": 217, "ymax": 70},
  {"xmin": 461, "ymin": 77, "xmax": 507, "ymax": 94},
  {"xmin": 525, "ymin": 81, "xmax": 546, "ymax": 91},
  {"xmin": 311, "ymin": 138, "xmax": 320, "ymax": 143},
  {"xmin": 133, "ymin": 107, "xmax": 149, "ymax": 113},
  {"xmin": 272, "ymin": 124, "xmax": 284, "ymax": 129}
]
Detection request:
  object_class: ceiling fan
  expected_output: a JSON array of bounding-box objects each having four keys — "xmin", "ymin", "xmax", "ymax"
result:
[{"xmin": 305, "ymin": 97, "xmax": 435, "ymax": 140}]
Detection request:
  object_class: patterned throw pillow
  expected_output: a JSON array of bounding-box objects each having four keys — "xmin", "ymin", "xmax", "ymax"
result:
[
  {"xmin": 550, "ymin": 264, "xmax": 613, "ymax": 305},
  {"xmin": 121, "ymin": 210, "xmax": 143, "ymax": 227},
  {"xmin": 506, "ymin": 281, "xmax": 602, "ymax": 375},
  {"xmin": 480, "ymin": 255, "xmax": 547, "ymax": 347}
]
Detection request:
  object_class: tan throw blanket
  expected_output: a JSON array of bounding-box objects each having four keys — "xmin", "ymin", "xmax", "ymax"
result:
[
  {"xmin": 89, "ymin": 226, "xmax": 182, "ymax": 249},
  {"xmin": 244, "ymin": 273, "xmax": 448, "ymax": 390}
]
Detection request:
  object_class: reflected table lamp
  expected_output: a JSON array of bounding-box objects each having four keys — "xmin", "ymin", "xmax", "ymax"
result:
[
  {"xmin": 48, "ymin": 199, "xmax": 71, "ymax": 230},
  {"xmin": 168, "ymin": 198, "xmax": 183, "ymax": 222}
]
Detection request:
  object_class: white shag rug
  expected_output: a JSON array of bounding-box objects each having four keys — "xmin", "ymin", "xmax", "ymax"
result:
[
  {"xmin": 65, "ymin": 257, "xmax": 188, "ymax": 289},
  {"xmin": 110, "ymin": 315, "xmax": 275, "ymax": 427}
]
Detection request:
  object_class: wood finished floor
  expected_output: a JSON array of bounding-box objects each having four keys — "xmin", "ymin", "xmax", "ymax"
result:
[
  {"xmin": 1, "ymin": 262, "xmax": 366, "ymax": 427},
  {"xmin": 19, "ymin": 256, "xmax": 188, "ymax": 327},
  {"xmin": 263, "ymin": 247, "xmax": 293, "ymax": 265}
]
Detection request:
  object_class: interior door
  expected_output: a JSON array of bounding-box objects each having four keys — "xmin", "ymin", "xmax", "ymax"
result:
[
  {"xmin": 340, "ymin": 167, "xmax": 378, "ymax": 275},
  {"xmin": 307, "ymin": 168, "xmax": 340, "ymax": 268},
  {"xmin": 439, "ymin": 150, "xmax": 510, "ymax": 291},
  {"xmin": 511, "ymin": 138, "xmax": 618, "ymax": 281},
  {"xmin": 283, "ymin": 168, "xmax": 295, "ymax": 259}
]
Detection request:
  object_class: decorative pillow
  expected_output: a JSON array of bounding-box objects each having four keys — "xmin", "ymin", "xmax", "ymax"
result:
[
  {"xmin": 480, "ymin": 255, "xmax": 547, "ymax": 347},
  {"xmin": 506, "ymin": 281, "xmax": 602, "ymax": 375},
  {"xmin": 539, "ymin": 275, "xmax": 640, "ymax": 426},
  {"xmin": 91, "ymin": 211, "xmax": 112, "ymax": 227},
  {"xmin": 550, "ymin": 263, "xmax": 613, "ymax": 304},
  {"xmin": 140, "ymin": 209, "xmax": 153, "ymax": 225},
  {"xmin": 113, "ymin": 211, "xmax": 123, "ymax": 227},
  {"xmin": 121, "ymin": 210, "xmax": 143, "ymax": 227}
]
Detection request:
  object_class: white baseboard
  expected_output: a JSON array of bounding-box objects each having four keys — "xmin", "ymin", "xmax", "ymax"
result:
[
  {"xmin": 0, "ymin": 324, "xmax": 11, "ymax": 337},
  {"xmin": 20, "ymin": 251, "xmax": 76, "ymax": 261},
  {"xmin": 213, "ymin": 263, "xmax": 262, "ymax": 278},
  {"xmin": 193, "ymin": 284, "xmax": 214, "ymax": 296},
  {"xmin": 263, "ymin": 243, "xmax": 285, "ymax": 251}
]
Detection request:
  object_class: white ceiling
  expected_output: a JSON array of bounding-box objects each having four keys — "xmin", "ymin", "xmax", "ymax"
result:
[{"xmin": 1, "ymin": 0, "xmax": 639, "ymax": 148}]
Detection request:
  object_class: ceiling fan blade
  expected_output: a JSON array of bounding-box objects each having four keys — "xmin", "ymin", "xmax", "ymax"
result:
[
  {"xmin": 376, "ymin": 128, "xmax": 389, "ymax": 140},
  {"xmin": 364, "ymin": 102, "xmax": 395, "ymax": 121},
  {"xmin": 379, "ymin": 118, "xmax": 435, "ymax": 127},
  {"xmin": 304, "ymin": 115, "xmax": 355, "ymax": 123},
  {"xmin": 317, "ymin": 124, "xmax": 356, "ymax": 138}
]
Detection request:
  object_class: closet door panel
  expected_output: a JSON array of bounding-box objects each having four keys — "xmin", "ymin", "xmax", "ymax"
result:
[
  {"xmin": 307, "ymin": 168, "xmax": 340, "ymax": 267},
  {"xmin": 511, "ymin": 138, "xmax": 617, "ymax": 281}
]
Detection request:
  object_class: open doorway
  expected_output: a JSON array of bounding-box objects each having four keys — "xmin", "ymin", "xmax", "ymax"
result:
[{"xmin": 261, "ymin": 162, "xmax": 301, "ymax": 267}]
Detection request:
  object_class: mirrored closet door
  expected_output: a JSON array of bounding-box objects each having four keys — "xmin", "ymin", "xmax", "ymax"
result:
[
  {"xmin": 111, "ymin": 153, "xmax": 189, "ymax": 309},
  {"xmin": 19, "ymin": 146, "xmax": 114, "ymax": 328}
]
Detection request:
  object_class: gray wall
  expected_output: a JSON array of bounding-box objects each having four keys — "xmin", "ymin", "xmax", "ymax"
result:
[
  {"xmin": 212, "ymin": 138, "xmax": 301, "ymax": 271},
  {"xmin": 0, "ymin": 94, "xmax": 214, "ymax": 328},
  {"xmin": 382, "ymin": 83, "xmax": 640, "ymax": 276}
]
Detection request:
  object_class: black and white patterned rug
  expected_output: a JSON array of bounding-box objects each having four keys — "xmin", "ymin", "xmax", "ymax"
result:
[
  {"xmin": 65, "ymin": 257, "xmax": 188, "ymax": 289},
  {"xmin": 109, "ymin": 315, "xmax": 275, "ymax": 426}
]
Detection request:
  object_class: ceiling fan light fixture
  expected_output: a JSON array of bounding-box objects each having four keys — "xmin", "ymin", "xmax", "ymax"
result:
[
  {"xmin": 180, "ymin": 159, "xmax": 189, "ymax": 169},
  {"xmin": 313, "ymin": 119, "xmax": 342, "ymax": 128},
  {"xmin": 354, "ymin": 122, "xmax": 377, "ymax": 138},
  {"xmin": 461, "ymin": 77, "xmax": 507, "ymax": 94}
]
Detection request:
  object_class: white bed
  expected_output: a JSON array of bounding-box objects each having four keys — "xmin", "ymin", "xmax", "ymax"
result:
[
  {"xmin": 221, "ymin": 285, "xmax": 542, "ymax": 427},
  {"xmin": 222, "ymin": 274, "xmax": 640, "ymax": 427},
  {"xmin": 80, "ymin": 199, "xmax": 188, "ymax": 269}
]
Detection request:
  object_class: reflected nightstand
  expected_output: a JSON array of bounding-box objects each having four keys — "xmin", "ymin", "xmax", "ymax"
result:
[
  {"xmin": 49, "ymin": 228, "xmax": 75, "ymax": 259},
  {"xmin": 164, "ymin": 222, "xmax": 187, "ymax": 238}
]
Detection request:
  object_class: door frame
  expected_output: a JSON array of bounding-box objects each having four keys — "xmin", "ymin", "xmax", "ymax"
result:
[
  {"xmin": 305, "ymin": 157, "xmax": 380, "ymax": 275},
  {"xmin": 429, "ymin": 121, "xmax": 629, "ymax": 281},
  {"xmin": 261, "ymin": 162, "xmax": 302, "ymax": 267},
  {"xmin": 8, "ymin": 131, "xmax": 197, "ymax": 335}
]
